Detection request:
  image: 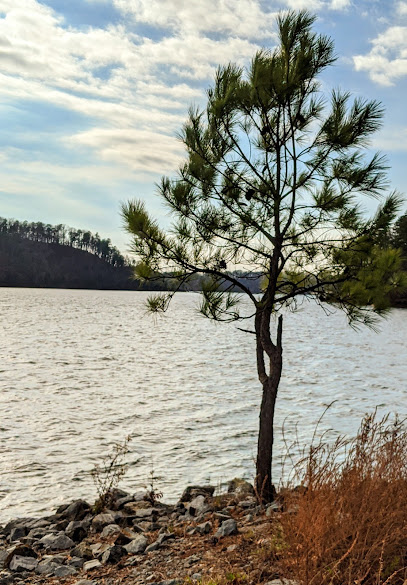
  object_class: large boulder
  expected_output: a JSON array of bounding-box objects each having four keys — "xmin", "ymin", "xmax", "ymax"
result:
[
  {"xmin": 65, "ymin": 519, "xmax": 90, "ymax": 542},
  {"xmin": 36, "ymin": 558, "xmax": 63, "ymax": 576},
  {"xmin": 9, "ymin": 526, "xmax": 27, "ymax": 543},
  {"xmin": 227, "ymin": 478, "xmax": 255, "ymax": 497},
  {"xmin": 186, "ymin": 495, "xmax": 210, "ymax": 517},
  {"xmin": 83, "ymin": 559, "xmax": 102, "ymax": 572},
  {"xmin": 124, "ymin": 534, "xmax": 148, "ymax": 554},
  {"xmin": 101, "ymin": 544, "xmax": 126, "ymax": 564},
  {"xmin": 92, "ymin": 513, "xmax": 116, "ymax": 532},
  {"xmin": 101, "ymin": 524, "xmax": 121, "ymax": 538},
  {"xmin": 54, "ymin": 565, "xmax": 78, "ymax": 577},
  {"xmin": 179, "ymin": 486, "xmax": 215, "ymax": 503},
  {"xmin": 215, "ymin": 519, "xmax": 238, "ymax": 538},
  {"xmin": 57, "ymin": 500, "xmax": 91, "ymax": 521},
  {"xmin": 70, "ymin": 542, "xmax": 93, "ymax": 560},
  {"xmin": 5, "ymin": 544, "xmax": 37, "ymax": 568},
  {"xmin": 39, "ymin": 532, "xmax": 75, "ymax": 550},
  {"xmin": 9, "ymin": 555, "xmax": 38, "ymax": 572},
  {"xmin": 3, "ymin": 518, "xmax": 33, "ymax": 537}
]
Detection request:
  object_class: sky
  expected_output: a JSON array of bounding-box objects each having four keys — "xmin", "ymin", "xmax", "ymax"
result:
[{"xmin": 0, "ymin": 0, "xmax": 407, "ymax": 252}]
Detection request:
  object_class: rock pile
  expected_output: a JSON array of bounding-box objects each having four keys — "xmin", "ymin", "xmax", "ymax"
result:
[{"xmin": 0, "ymin": 480, "xmax": 284, "ymax": 585}]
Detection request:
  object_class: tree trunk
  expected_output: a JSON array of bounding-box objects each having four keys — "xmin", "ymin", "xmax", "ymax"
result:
[{"xmin": 256, "ymin": 346, "xmax": 282, "ymax": 502}]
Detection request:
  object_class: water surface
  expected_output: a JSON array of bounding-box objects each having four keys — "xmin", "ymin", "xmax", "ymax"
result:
[{"xmin": 1, "ymin": 288, "xmax": 406, "ymax": 523}]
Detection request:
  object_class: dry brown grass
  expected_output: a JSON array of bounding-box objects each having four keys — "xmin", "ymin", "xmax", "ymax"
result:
[{"xmin": 276, "ymin": 413, "xmax": 407, "ymax": 585}]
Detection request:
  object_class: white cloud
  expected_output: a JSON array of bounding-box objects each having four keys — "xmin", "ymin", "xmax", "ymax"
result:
[
  {"xmin": 329, "ymin": 0, "xmax": 350, "ymax": 8},
  {"xmin": 353, "ymin": 25, "xmax": 407, "ymax": 85},
  {"xmin": 0, "ymin": 0, "xmax": 268, "ymax": 175},
  {"xmin": 69, "ymin": 128, "xmax": 186, "ymax": 174},
  {"xmin": 397, "ymin": 1, "xmax": 407, "ymax": 15},
  {"xmin": 0, "ymin": 0, "xmax": 354, "ymax": 180},
  {"xmin": 113, "ymin": 0, "xmax": 279, "ymax": 40},
  {"xmin": 371, "ymin": 125, "xmax": 407, "ymax": 151},
  {"xmin": 283, "ymin": 0, "xmax": 324, "ymax": 10}
]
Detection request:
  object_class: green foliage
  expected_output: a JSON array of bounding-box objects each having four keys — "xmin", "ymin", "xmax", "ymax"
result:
[
  {"xmin": 122, "ymin": 11, "xmax": 404, "ymax": 326},
  {"xmin": 391, "ymin": 212, "xmax": 407, "ymax": 256}
]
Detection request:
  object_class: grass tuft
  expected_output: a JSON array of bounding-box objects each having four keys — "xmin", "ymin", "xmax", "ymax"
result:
[{"xmin": 276, "ymin": 413, "xmax": 407, "ymax": 585}]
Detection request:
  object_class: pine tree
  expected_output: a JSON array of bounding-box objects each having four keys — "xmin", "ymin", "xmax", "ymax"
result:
[{"xmin": 122, "ymin": 11, "xmax": 405, "ymax": 501}]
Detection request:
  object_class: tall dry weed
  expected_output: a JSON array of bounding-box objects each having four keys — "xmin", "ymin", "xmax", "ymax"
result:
[{"xmin": 277, "ymin": 414, "xmax": 407, "ymax": 585}]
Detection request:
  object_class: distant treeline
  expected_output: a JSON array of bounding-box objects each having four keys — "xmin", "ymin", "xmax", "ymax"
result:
[
  {"xmin": 0, "ymin": 214, "xmax": 405, "ymax": 301},
  {"xmin": 0, "ymin": 218, "xmax": 126, "ymax": 268}
]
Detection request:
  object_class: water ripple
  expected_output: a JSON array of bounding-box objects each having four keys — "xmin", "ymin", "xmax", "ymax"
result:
[{"xmin": 0, "ymin": 288, "xmax": 406, "ymax": 522}]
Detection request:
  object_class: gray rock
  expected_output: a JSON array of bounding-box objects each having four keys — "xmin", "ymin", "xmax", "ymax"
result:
[
  {"xmin": 101, "ymin": 524, "xmax": 121, "ymax": 538},
  {"xmin": 67, "ymin": 556, "xmax": 84, "ymax": 569},
  {"xmin": 196, "ymin": 521, "xmax": 212, "ymax": 535},
  {"xmin": 83, "ymin": 559, "xmax": 102, "ymax": 572},
  {"xmin": 3, "ymin": 519, "xmax": 32, "ymax": 537},
  {"xmin": 156, "ymin": 532, "xmax": 176, "ymax": 545},
  {"xmin": 0, "ymin": 574, "xmax": 15, "ymax": 585},
  {"xmin": 213, "ymin": 512, "xmax": 230, "ymax": 521},
  {"xmin": 42, "ymin": 553, "xmax": 66, "ymax": 563},
  {"xmin": 123, "ymin": 501, "xmax": 153, "ymax": 514},
  {"xmin": 54, "ymin": 565, "xmax": 78, "ymax": 577},
  {"xmin": 266, "ymin": 501, "xmax": 282, "ymax": 516},
  {"xmin": 65, "ymin": 519, "xmax": 90, "ymax": 542},
  {"xmin": 70, "ymin": 542, "xmax": 93, "ymax": 559},
  {"xmin": 115, "ymin": 495, "xmax": 134, "ymax": 509},
  {"xmin": 59, "ymin": 500, "xmax": 91, "ymax": 521},
  {"xmin": 29, "ymin": 519, "xmax": 51, "ymax": 529},
  {"xmin": 0, "ymin": 551, "xmax": 8, "ymax": 569},
  {"xmin": 36, "ymin": 560, "xmax": 61, "ymax": 575},
  {"xmin": 115, "ymin": 527, "xmax": 144, "ymax": 546},
  {"xmin": 101, "ymin": 545, "xmax": 126, "ymax": 564},
  {"xmin": 4, "ymin": 544, "xmax": 37, "ymax": 568},
  {"xmin": 133, "ymin": 491, "xmax": 149, "ymax": 502},
  {"xmin": 180, "ymin": 485, "xmax": 215, "ymax": 503},
  {"xmin": 134, "ymin": 508, "xmax": 155, "ymax": 518},
  {"xmin": 27, "ymin": 527, "xmax": 51, "ymax": 540},
  {"xmin": 124, "ymin": 534, "xmax": 148, "ymax": 554},
  {"xmin": 39, "ymin": 531, "xmax": 75, "ymax": 550},
  {"xmin": 187, "ymin": 496, "xmax": 210, "ymax": 517},
  {"xmin": 91, "ymin": 513, "xmax": 115, "ymax": 531},
  {"xmin": 191, "ymin": 574, "xmax": 202, "ymax": 581},
  {"xmin": 145, "ymin": 542, "xmax": 160, "ymax": 553},
  {"xmin": 227, "ymin": 478, "xmax": 254, "ymax": 496},
  {"xmin": 89, "ymin": 542, "xmax": 110, "ymax": 557},
  {"xmin": 9, "ymin": 556, "xmax": 38, "ymax": 572},
  {"xmin": 9, "ymin": 527, "xmax": 27, "ymax": 543},
  {"xmin": 239, "ymin": 499, "xmax": 257, "ymax": 509},
  {"xmin": 215, "ymin": 518, "xmax": 238, "ymax": 538}
]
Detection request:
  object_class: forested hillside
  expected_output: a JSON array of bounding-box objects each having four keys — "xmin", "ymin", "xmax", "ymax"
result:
[
  {"xmin": 0, "ymin": 215, "xmax": 405, "ymax": 301},
  {"xmin": 0, "ymin": 218, "xmax": 141, "ymax": 290}
]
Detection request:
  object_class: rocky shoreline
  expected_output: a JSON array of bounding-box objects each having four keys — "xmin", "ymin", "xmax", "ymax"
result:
[{"xmin": 0, "ymin": 480, "xmax": 292, "ymax": 585}]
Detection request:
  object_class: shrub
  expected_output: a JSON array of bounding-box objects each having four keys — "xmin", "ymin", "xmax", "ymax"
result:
[
  {"xmin": 91, "ymin": 435, "xmax": 132, "ymax": 512},
  {"xmin": 277, "ymin": 414, "xmax": 407, "ymax": 585}
]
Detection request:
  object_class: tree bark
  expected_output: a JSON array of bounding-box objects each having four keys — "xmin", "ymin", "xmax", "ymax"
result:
[{"xmin": 255, "ymin": 317, "xmax": 283, "ymax": 502}]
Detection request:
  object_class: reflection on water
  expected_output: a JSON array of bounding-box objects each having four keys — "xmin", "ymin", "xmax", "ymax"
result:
[{"xmin": 1, "ymin": 288, "xmax": 406, "ymax": 522}]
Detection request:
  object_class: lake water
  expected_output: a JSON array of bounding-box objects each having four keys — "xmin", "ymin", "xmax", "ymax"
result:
[{"xmin": 1, "ymin": 288, "xmax": 406, "ymax": 523}]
